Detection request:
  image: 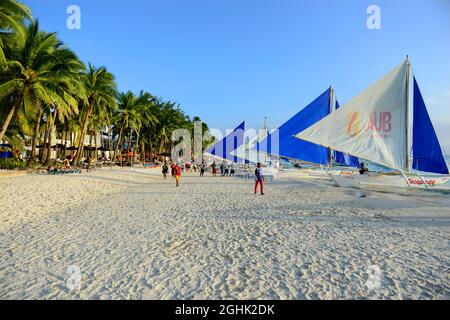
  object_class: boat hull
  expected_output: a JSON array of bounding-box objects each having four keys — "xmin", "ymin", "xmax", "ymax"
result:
[{"xmin": 331, "ymin": 173, "xmax": 450, "ymax": 190}]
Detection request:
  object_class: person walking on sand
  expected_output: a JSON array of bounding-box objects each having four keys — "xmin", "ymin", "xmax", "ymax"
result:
[
  {"xmin": 170, "ymin": 162, "xmax": 176, "ymax": 178},
  {"xmin": 230, "ymin": 163, "xmax": 235, "ymax": 176},
  {"xmin": 254, "ymin": 162, "xmax": 265, "ymax": 195},
  {"xmin": 162, "ymin": 162, "xmax": 169, "ymax": 179},
  {"xmin": 174, "ymin": 163, "xmax": 182, "ymax": 187},
  {"xmin": 85, "ymin": 155, "xmax": 93, "ymax": 173},
  {"xmin": 211, "ymin": 161, "xmax": 217, "ymax": 176},
  {"xmin": 200, "ymin": 161, "xmax": 206, "ymax": 177},
  {"xmin": 224, "ymin": 163, "xmax": 229, "ymax": 176}
]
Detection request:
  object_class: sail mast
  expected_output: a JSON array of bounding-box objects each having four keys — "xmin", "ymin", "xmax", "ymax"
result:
[
  {"xmin": 264, "ymin": 116, "xmax": 269, "ymax": 165},
  {"xmin": 328, "ymin": 86, "xmax": 334, "ymax": 165},
  {"xmin": 405, "ymin": 56, "xmax": 411, "ymax": 172}
]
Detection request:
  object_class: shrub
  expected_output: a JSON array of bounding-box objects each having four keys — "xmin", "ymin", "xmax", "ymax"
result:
[{"xmin": 0, "ymin": 158, "xmax": 26, "ymax": 170}]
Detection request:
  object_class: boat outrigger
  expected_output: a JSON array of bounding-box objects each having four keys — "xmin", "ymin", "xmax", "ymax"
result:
[{"xmin": 294, "ymin": 57, "xmax": 449, "ymax": 190}]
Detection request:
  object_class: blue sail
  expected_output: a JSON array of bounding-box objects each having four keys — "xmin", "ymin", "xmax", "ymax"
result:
[
  {"xmin": 256, "ymin": 88, "xmax": 331, "ymax": 164},
  {"xmin": 333, "ymin": 100, "xmax": 360, "ymax": 168},
  {"xmin": 412, "ymin": 77, "xmax": 449, "ymax": 174},
  {"xmin": 206, "ymin": 121, "xmax": 245, "ymax": 163}
]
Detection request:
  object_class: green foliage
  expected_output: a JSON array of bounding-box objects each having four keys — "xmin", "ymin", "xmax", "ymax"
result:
[
  {"xmin": 0, "ymin": 158, "xmax": 26, "ymax": 170},
  {"xmin": 0, "ymin": 1, "xmax": 214, "ymax": 164}
]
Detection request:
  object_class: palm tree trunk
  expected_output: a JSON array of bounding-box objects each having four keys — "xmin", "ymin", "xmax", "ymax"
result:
[
  {"xmin": 69, "ymin": 131, "xmax": 74, "ymax": 157},
  {"xmin": 26, "ymin": 108, "xmax": 43, "ymax": 166},
  {"xmin": 0, "ymin": 92, "xmax": 25, "ymax": 142},
  {"xmin": 0, "ymin": 104, "xmax": 17, "ymax": 143},
  {"xmin": 44, "ymin": 110, "xmax": 58, "ymax": 166},
  {"xmin": 134, "ymin": 128, "xmax": 140, "ymax": 165},
  {"xmin": 88, "ymin": 130, "xmax": 92, "ymax": 158},
  {"xmin": 148, "ymin": 133, "xmax": 153, "ymax": 162},
  {"xmin": 62, "ymin": 122, "xmax": 69, "ymax": 159},
  {"xmin": 108, "ymin": 125, "xmax": 112, "ymax": 159},
  {"xmin": 159, "ymin": 138, "xmax": 164, "ymax": 154},
  {"xmin": 113, "ymin": 125, "xmax": 124, "ymax": 163},
  {"xmin": 73, "ymin": 104, "xmax": 93, "ymax": 165},
  {"xmin": 100, "ymin": 127, "xmax": 105, "ymax": 150},
  {"xmin": 44, "ymin": 123, "xmax": 51, "ymax": 162},
  {"xmin": 58, "ymin": 126, "xmax": 66, "ymax": 159},
  {"xmin": 128, "ymin": 129, "xmax": 132, "ymax": 163},
  {"xmin": 40, "ymin": 119, "xmax": 49, "ymax": 162},
  {"xmin": 94, "ymin": 128, "xmax": 98, "ymax": 160}
]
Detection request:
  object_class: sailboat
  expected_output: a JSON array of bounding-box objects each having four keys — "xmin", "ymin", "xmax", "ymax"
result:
[
  {"xmin": 294, "ymin": 58, "xmax": 449, "ymax": 190},
  {"xmin": 255, "ymin": 87, "xmax": 359, "ymax": 176},
  {"xmin": 234, "ymin": 126, "xmax": 270, "ymax": 165},
  {"xmin": 205, "ymin": 121, "xmax": 246, "ymax": 163},
  {"xmin": 235, "ymin": 118, "xmax": 281, "ymax": 178}
]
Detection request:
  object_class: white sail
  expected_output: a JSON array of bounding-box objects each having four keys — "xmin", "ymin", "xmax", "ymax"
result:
[{"xmin": 294, "ymin": 59, "xmax": 408, "ymax": 171}]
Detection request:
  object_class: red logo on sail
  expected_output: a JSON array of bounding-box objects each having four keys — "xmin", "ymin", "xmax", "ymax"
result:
[
  {"xmin": 347, "ymin": 112, "xmax": 361, "ymax": 137},
  {"xmin": 366, "ymin": 112, "xmax": 392, "ymax": 138},
  {"xmin": 366, "ymin": 112, "xmax": 391, "ymax": 133},
  {"xmin": 347, "ymin": 111, "xmax": 392, "ymax": 138}
]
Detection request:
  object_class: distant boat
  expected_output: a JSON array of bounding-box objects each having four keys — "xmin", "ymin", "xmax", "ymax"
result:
[{"xmin": 295, "ymin": 57, "xmax": 449, "ymax": 190}]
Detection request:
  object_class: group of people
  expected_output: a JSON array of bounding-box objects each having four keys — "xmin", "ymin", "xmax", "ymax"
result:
[
  {"xmin": 161, "ymin": 162, "xmax": 182, "ymax": 186},
  {"xmin": 214, "ymin": 162, "xmax": 235, "ymax": 176},
  {"xmin": 160, "ymin": 160, "xmax": 265, "ymax": 195},
  {"xmin": 161, "ymin": 160, "xmax": 208, "ymax": 184}
]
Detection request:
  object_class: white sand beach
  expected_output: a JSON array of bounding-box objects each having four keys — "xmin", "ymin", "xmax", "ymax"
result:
[{"xmin": 0, "ymin": 167, "xmax": 449, "ymax": 300}]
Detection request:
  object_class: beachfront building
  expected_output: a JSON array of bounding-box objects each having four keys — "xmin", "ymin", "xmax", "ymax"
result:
[{"xmin": 45, "ymin": 130, "xmax": 116, "ymax": 161}]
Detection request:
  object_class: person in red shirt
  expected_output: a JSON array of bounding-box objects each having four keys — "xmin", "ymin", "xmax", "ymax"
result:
[
  {"xmin": 254, "ymin": 162, "xmax": 264, "ymax": 195},
  {"xmin": 174, "ymin": 163, "xmax": 182, "ymax": 187},
  {"xmin": 170, "ymin": 162, "xmax": 176, "ymax": 178}
]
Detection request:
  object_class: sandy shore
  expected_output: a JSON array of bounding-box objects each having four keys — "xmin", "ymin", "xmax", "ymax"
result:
[{"xmin": 0, "ymin": 167, "xmax": 449, "ymax": 299}]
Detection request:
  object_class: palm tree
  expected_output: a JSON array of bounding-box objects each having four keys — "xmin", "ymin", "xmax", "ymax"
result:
[
  {"xmin": 153, "ymin": 100, "xmax": 189, "ymax": 155},
  {"xmin": 0, "ymin": 0, "xmax": 33, "ymax": 70},
  {"xmin": 72, "ymin": 64, "xmax": 117, "ymax": 165},
  {"xmin": 91, "ymin": 99, "xmax": 116, "ymax": 160},
  {"xmin": 0, "ymin": 3, "xmax": 216, "ymax": 168},
  {"xmin": 112, "ymin": 91, "xmax": 141, "ymax": 163},
  {"xmin": 0, "ymin": 21, "xmax": 84, "ymax": 150},
  {"xmin": 133, "ymin": 91, "xmax": 158, "ymax": 164}
]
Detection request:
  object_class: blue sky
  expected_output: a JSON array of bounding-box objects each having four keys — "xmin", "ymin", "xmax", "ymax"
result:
[{"xmin": 24, "ymin": 0, "xmax": 450, "ymax": 152}]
